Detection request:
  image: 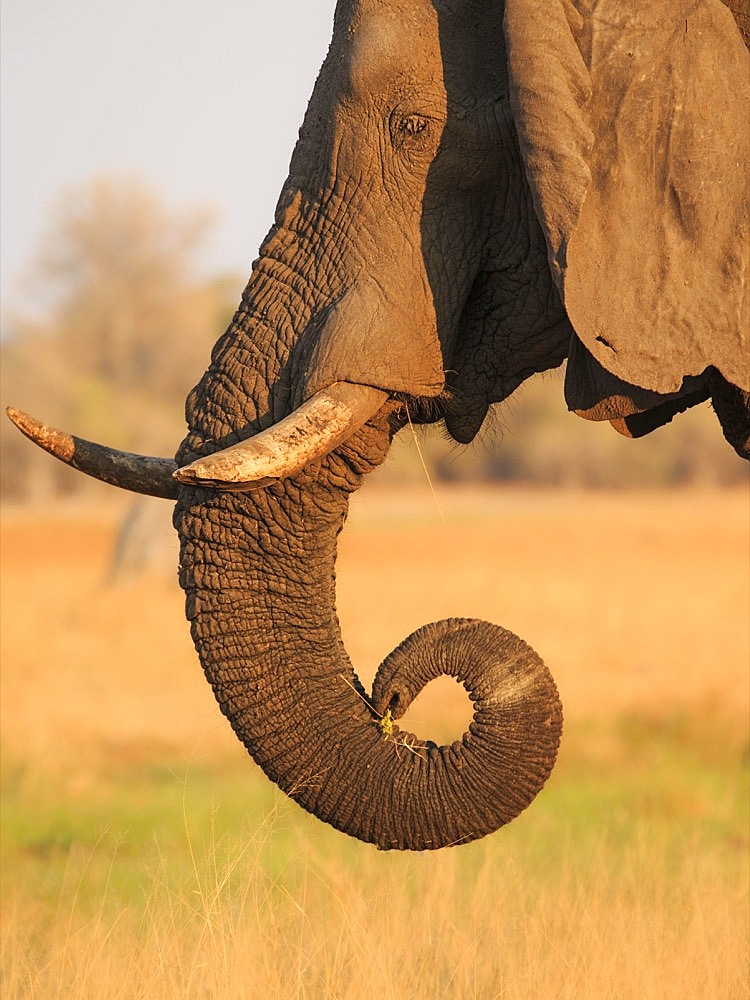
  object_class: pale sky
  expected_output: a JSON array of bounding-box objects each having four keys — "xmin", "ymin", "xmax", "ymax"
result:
[{"xmin": 1, "ymin": 0, "xmax": 337, "ymax": 312}]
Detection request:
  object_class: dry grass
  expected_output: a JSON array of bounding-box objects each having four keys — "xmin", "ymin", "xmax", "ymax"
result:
[
  {"xmin": 1, "ymin": 485, "xmax": 748, "ymax": 998},
  {"xmin": 2, "ymin": 820, "xmax": 746, "ymax": 1000}
]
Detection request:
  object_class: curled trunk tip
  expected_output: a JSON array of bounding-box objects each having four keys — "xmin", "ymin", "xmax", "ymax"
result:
[{"xmin": 366, "ymin": 618, "xmax": 562, "ymax": 848}]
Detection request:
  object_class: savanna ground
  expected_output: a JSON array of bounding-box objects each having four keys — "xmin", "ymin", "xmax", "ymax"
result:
[{"xmin": 1, "ymin": 485, "xmax": 748, "ymax": 999}]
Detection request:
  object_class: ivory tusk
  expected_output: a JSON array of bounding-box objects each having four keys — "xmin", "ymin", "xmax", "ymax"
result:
[
  {"xmin": 6, "ymin": 407, "xmax": 179, "ymax": 499},
  {"xmin": 174, "ymin": 382, "xmax": 389, "ymax": 489}
]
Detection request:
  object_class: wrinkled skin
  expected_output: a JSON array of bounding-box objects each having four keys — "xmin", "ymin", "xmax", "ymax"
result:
[{"xmin": 9, "ymin": 0, "xmax": 748, "ymax": 850}]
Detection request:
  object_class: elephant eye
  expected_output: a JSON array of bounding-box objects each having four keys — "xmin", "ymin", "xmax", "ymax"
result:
[
  {"xmin": 390, "ymin": 111, "xmax": 431, "ymax": 151},
  {"xmin": 402, "ymin": 114, "xmax": 428, "ymax": 137}
]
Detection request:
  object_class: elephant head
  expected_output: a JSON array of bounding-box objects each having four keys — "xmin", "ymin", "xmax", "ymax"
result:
[{"xmin": 8, "ymin": 0, "xmax": 748, "ymax": 850}]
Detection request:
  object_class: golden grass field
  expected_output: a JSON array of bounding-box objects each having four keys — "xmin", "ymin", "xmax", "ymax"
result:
[{"xmin": 1, "ymin": 485, "xmax": 748, "ymax": 998}]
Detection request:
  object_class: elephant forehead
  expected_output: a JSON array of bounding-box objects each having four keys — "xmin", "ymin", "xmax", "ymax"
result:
[{"xmin": 345, "ymin": 0, "xmax": 445, "ymax": 97}]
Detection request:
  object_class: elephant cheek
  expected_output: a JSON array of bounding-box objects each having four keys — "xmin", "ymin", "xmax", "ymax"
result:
[{"xmin": 303, "ymin": 278, "xmax": 446, "ymax": 401}]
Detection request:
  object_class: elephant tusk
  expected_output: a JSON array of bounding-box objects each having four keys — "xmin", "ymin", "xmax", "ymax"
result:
[
  {"xmin": 174, "ymin": 382, "xmax": 389, "ymax": 489},
  {"xmin": 6, "ymin": 407, "xmax": 180, "ymax": 499}
]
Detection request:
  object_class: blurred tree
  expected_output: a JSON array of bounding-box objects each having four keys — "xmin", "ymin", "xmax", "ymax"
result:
[
  {"xmin": 1, "ymin": 176, "xmax": 241, "ymax": 499},
  {"xmin": 33, "ymin": 176, "xmax": 221, "ymax": 393}
]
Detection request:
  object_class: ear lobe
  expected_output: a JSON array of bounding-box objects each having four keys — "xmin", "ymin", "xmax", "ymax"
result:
[
  {"xmin": 564, "ymin": 332, "xmax": 711, "ymax": 436},
  {"xmin": 505, "ymin": 0, "xmax": 750, "ymax": 396}
]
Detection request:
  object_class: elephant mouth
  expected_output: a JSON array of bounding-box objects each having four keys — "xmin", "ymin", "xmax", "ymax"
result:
[{"xmin": 5, "ymin": 380, "xmax": 392, "ymax": 498}]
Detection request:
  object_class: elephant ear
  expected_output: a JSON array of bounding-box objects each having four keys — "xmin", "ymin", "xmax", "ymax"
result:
[{"xmin": 503, "ymin": 0, "xmax": 750, "ymax": 396}]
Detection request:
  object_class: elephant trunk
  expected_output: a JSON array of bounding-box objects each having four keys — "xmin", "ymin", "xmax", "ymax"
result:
[{"xmin": 175, "ymin": 405, "xmax": 561, "ymax": 850}]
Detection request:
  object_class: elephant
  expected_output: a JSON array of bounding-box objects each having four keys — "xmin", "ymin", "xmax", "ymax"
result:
[{"xmin": 8, "ymin": 0, "xmax": 749, "ymax": 850}]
